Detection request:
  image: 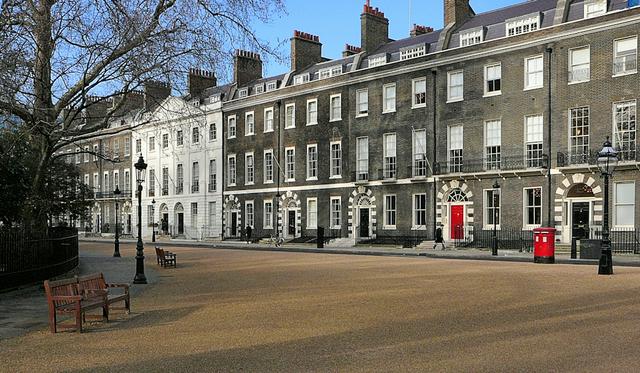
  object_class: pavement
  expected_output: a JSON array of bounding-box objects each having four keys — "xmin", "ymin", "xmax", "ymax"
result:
[
  {"xmin": 81, "ymin": 236, "xmax": 640, "ymax": 267},
  {"xmin": 2, "ymin": 242, "xmax": 640, "ymax": 372}
]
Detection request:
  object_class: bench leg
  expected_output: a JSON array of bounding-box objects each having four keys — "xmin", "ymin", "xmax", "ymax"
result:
[
  {"xmin": 49, "ymin": 312, "xmax": 57, "ymax": 334},
  {"xmin": 103, "ymin": 304, "xmax": 109, "ymax": 322},
  {"xmin": 125, "ymin": 296, "xmax": 131, "ymax": 314},
  {"xmin": 76, "ymin": 304, "xmax": 83, "ymax": 333}
]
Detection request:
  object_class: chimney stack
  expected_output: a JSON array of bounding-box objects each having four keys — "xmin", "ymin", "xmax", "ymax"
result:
[
  {"xmin": 144, "ymin": 80, "xmax": 171, "ymax": 109},
  {"xmin": 291, "ymin": 30, "xmax": 323, "ymax": 71},
  {"xmin": 342, "ymin": 44, "xmax": 362, "ymax": 58},
  {"xmin": 410, "ymin": 24, "xmax": 434, "ymax": 37},
  {"xmin": 188, "ymin": 69, "xmax": 216, "ymax": 98},
  {"xmin": 361, "ymin": 1, "xmax": 389, "ymax": 53},
  {"xmin": 234, "ymin": 50, "xmax": 263, "ymax": 87},
  {"xmin": 83, "ymin": 96, "xmax": 113, "ymax": 125},
  {"xmin": 111, "ymin": 91, "xmax": 144, "ymax": 117},
  {"xmin": 444, "ymin": 0, "xmax": 475, "ymax": 26}
]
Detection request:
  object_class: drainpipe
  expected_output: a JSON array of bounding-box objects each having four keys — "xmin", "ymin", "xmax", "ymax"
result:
[
  {"xmin": 546, "ymin": 46, "xmax": 553, "ymax": 228},
  {"xmin": 276, "ymin": 100, "xmax": 282, "ymax": 239},
  {"xmin": 431, "ymin": 69, "xmax": 438, "ymax": 238}
]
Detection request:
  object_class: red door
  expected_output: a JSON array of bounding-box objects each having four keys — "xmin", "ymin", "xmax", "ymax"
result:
[{"xmin": 450, "ymin": 205, "xmax": 464, "ymax": 239}]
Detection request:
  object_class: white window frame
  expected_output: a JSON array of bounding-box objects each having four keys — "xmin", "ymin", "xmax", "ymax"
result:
[
  {"xmin": 584, "ymin": 0, "xmax": 607, "ymax": 19},
  {"xmin": 84, "ymin": 146, "xmax": 89, "ymax": 163},
  {"xmin": 505, "ymin": 14, "xmax": 540, "ymax": 37},
  {"xmin": 368, "ymin": 55, "xmax": 387, "ymax": 68},
  {"xmin": 192, "ymin": 127, "xmax": 200, "ymax": 144},
  {"xmin": 400, "ymin": 44, "xmax": 426, "ymax": 60},
  {"xmin": 238, "ymin": 88, "xmax": 248, "ymax": 98},
  {"xmin": 483, "ymin": 188, "xmax": 501, "ymax": 230},
  {"xmin": 525, "ymin": 115, "xmax": 544, "ymax": 168},
  {"xmin": 307, "ymin": 198, "xmax": 318, "ymax": 230},
  {"xmin": 523, "ymin": 187, "xmax": 543, "ymax": 229},
  {"xmin": 330, "ymin": 196, "xmax": 341, "ymax": 229},
  {"xmin": 460, "ymin": 29, "xmax": 483, "ymax": 47},
  {"xmin": 568, "ymin": 46, "xmax": 591, "ymax": 84},
  {"xmin": 264, "ymin": 149, "xmax": 274, "ymax": 184},
  {"xmin": 245, "ymin": 200, "xmax": 254, "ymax": 228},
  {"xmin": 412, "ymin": 194, "xmax": 427, "ymax": 230},
  {"xmin": 266, "ymin": 81, "xmax": 278, "ymax": 92},
  {"xmin": 447, "ymin": 70, "xmax": 464, "ymax": 103},
  {"xmin": 614, "ymin": 181, "xmax": 635, "ymax": 228},
  {"xmin": 285, "ymin": 147, "xmax": 295, "ymax": 182},
  {"xmin": 330, "ymin": 140, "xmax": 342, "ymax": 179},
  {"xmin": 306, "ymin": 99, "xmax": 318, "ymax": 126},
  {"xmin": 412, "ymin": 77, "xmax": 427, "ymax": 108},
  {"xmin": 484, "ymin": 120, "xmax": 502, "ymax": 171},
  {"xmin": 245, "ymin": 111, "xmax": 255, "ymax": 136},
  {"xmin": 484, "ymin": 63, "xmax": 502, "ymax": 97},
  {"xmin": 383, "ymin": 194, "xmax": 397, "ymax": 229},
  {"xmin": 330, "ymin": 94, "xmax": 342, "ymax": 122},
  {"xmin": 264, "ymin": 107, "xmax": 274, "ymax": 133},
  {"xmin": 524, "ymin": 55, "xmax": 544, "ymax": 90},
  {"xmin": 264, "ymin": 200, "xmax": 274, "ymax": 229},
  {"xmin": 448, "ymin": 125, "xmax": 464, "ymax": 173},
  {"xmin": 356, "ymin": 137, "xmax": 369, "ymax": 181},
  {"xmin": 613, "ymin": 36, "xmax": 638, "ymax": 77},
  {"xmin": 245, "ymin": 152, "xmax": 254, "ymax": 186},
  {"xmin": 176, "ymin": 130, "xmax": 183, "ymax": 146},
  {"xmin": 209, "ymin": 123, "xmax": 217, "ymax": 141},
  {"xmin": 227, "ymin": 154, "xmax": 236, "ymax": 187},
  {"xmin": 382, "ymin": 83, "xmax": 396, "ymax": 114},
  {"xmin": 569, "ymin": 106, "xmax": 591, "ymax": 159},
  {"xmin": 306, "ymin": 144, "xmax": 318, "ymax": 181},
  {"xmin": 293, "ymin": 74, "xmax": 309, "ymax": 85},
  {"xmin": 612, "ymin": 100, "xmax": 637, "ymax": 162},
  {"xmin": 383, "ymin": 133, "xmax": 397, "ymax": 180},
  {"xmin": 413, "ymin": 129, "xmax": 427, "ymax": 178},
  {"xmin": 148, "ymin": 136, "xmax": 155, "ymax": 151},
  {"xmin": 356, "ymin": 89, "xmax": 369, "ymax": 117},
  {"xmin": 285, "ymin": 103, "xmax": 295, "ymax": 129},
  {"xmin": 254, "ymin": 83, "xmax": 264, "ymax": 95},
  {"xmin": 227, "ymin": 115, "xmax": 237, "ymax": 139}
]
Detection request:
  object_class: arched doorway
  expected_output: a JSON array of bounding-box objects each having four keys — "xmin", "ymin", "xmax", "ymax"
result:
[
  {"xmin": 279, "ymin": 191, "xmax": 301, "ymax": 239},
  {"xmin": 567, "ymin": 183, "xmax": 595, "ymax": 240},
  {"xmin": 224, "ymin": 195, "xmax": 241, "ymax": 238},
  {"xmin": 436, "ymin": 180, "xmax": 474, "ymax": 241},
  {"xmin": 554, "ymin": 173, "xmax": 603, "ymax": 243},
  {"xmin": 159, "ymin": 203, "xmax": 169, "ymax": 235},
  {"xmin": 174, "ymin": 203, "xmax": 185, "ymax": 236},
  {"xmin": 347, "ymin": 187, "xmax": 377, "ymax": 240},
  {"xmin": 446, "ymin": 188, "xmax": 470, "ymax": 240}
]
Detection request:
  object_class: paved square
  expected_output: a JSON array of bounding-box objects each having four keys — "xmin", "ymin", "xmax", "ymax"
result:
[{"xmin": 2, "ymin": 242, "xmax": 640, "ymax": 372}]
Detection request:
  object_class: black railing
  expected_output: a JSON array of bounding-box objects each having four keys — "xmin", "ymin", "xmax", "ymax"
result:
[
  {"xmin": 94, "ymin": 190, "xmax": 132, "ymax": 199},
  {"xmin": 434, "ymin": 154, "xmax": 547, "ymax": 175},
  {"xmin": 452, "ymin": 226, "xmax": 534, "ymax": 252},
  {"xmin": 558, "ymin": 146, "xmax": 639, "ymax": 167},
  {"xmin": 0, "ymin": 227, "xmax": 79, "ymax": 290},
  {"xmin": 591, "ymin": 228, "xmax": 640, "ymax": 254}
]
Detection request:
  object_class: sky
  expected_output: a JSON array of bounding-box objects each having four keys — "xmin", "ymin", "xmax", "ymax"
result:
[{"xmin": 253, "ymin": 0, "xmax": 525, "ymax": 77}]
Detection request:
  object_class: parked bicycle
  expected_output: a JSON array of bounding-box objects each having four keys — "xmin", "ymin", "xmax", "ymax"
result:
[{"xmin": 269, "ymin": 234, "xmax": 284, "ymax": 248}]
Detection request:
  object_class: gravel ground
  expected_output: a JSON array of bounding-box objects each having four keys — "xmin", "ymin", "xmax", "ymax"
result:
[{"xmin": 1, "ymin": 242, "xmax": 640, "ymax": 372}]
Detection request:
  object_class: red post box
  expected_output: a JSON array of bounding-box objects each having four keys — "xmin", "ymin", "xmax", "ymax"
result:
[{"xmin": 533, "ymin": 227, "xmax": 556, "ymax": 264}]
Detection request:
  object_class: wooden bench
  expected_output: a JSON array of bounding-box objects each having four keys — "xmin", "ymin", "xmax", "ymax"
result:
[
  {"xmin": 44, "ymin": 277, "xmax": 108, "ymax": 333},
  {"xmin": 155, "ymin": 246, "xmax": 177, "ymax": 268},
  {"xmin": 77, "ymin": 273, "xmax": 130, "ymax": 315}
]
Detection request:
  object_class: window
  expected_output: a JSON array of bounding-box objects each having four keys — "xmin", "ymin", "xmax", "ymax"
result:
[
  {"xmin": 525, "ymin": 115, "xmax": 544, "ymax": 168},
  {"xmin": 135, "ymin": 139, "xmax": 141, "ymax": 156},
  {"xmin": 307, "ymin": 198, "xmax": 317, "ymax": 229},
  {"xmin": 264, "ymin": 149, "xmax": 274, "ymax": 183},
  {"xmin": 585, "ymin": 0, "xmax": 607, "ymax": 18},
  {"xmin": 209, "ymin": 123, "xmax": 217, "ymax": 140},
  {"xmin": 114, "ymin": 171, "xmax": 119, "ymax": 190},
  {"xmin": 330, "ymin": 141, "xmax": 342, "ymax": 178},
  {"xmin": 413, "ymin": 194, "xmax": 427, "ymax": 228},
  {"xmin": 113, "ymin": 140, "xmax": 120, "ymax": 158},
  {"xmin": 192, "ymin": 162, "xmax": 199, "ymax": 193},
  {"xmin": 484, "ymin": 63, "xmax": 502, "ymax": 96},
  {"xmin": 104, "ymin": 143, "xmax": 110, "ymax": 159},
  {"xmin": 148, "ymin": 205, "xmax": 154, "ymax": 229},
  {"xmin": 525, "ymin": 55, "xmax": 544, "ymax": 90},
  {"xmin": 331, "ymin": 197, "xmax": 341, "ymax": 229},
  {"xmin": 307, "ymin": 144, "xmax": 318, "ymax": 180},
  {"xmin": 330, "ymin": 94, "xmax": 342, "ymax": 121},
  {"xmin": 124, "ymin": 138, "xmax": 130, "ymax": 156},
  {"xmin": 356, "ymin": 89, "xmax": 368, "ymax": 116},
  {"xmin": 383, "ymin": 83, "xmax": 396, "ymax": 113},
  {"xmin": 176, "ymin": 164, "xmax": 184, "ymax": 194},
  {"xmin": 84, "ymin": 146, "xmax": 89, "ymax": 162},
  {"xmin": 447, "ymin": 71, "xmax": 464, "ymax": 102},
  {"xmin": 124, "ymin": 170, "xmax": 130, "ymax": 190},
  {"xmin": 266, "ymin": 81, "xmax": 278, "ymax": 92},
  {"xmin": 412, "ymin": 78, "xmax": 427, "ymax": 107},
  {"xmin": 264, "ymin": 201, "xmax": 273, "ymax": 229},
  {"xmin": 318, "ymin": 65, "xmax": 343, "ymax": 79},
  {"xmin": 460, "ymin": 29, "xmax": 483, "ymax": 47},
  {"xmin": 614, "ymin": 182, "xmax": 635, "ymax": 227},
  {"xmin": 264, "ymin": 108, "xmax": 274, "ymax": 132},
  {"xmin": 293, "ymin": 74, "xmax": 309, "ymax": 85},
  {"xmin": 245, "ymin": 153, "xmax": 254, "ymax": 185},
  {"xmin": 285, "ymin": 103, "xmax": 295, "ymax": 129},
  {"xmin": 254, "ymin": 84, "xmax": 264, "ymax": 94},
  {"xmin": 209, "ymin": 159, "xmax": 217, "ymax": 192},
  {"xmin": 228, "ymin": 116, "xmax": 236, "ymax": 139},
  {"xmin": 613, "ymin": 101, "xmax": 637, "ymax": 161},
  {"xmin": 73, "ymin": 149, "xmax": 80, "ymax": 164},
  {"xmin": 209, "ymin": 202, "xmax": 216, "ymax": 228},
  {"xmin": 238, "ymin": 88, "xmax": 248, "ymax": 98},
  {"xmin": 307, "ymin": 99, "xmax": 318, "ymax": 125},
  {"xmin": 148, "ymin": 169, "xmax": 155, "ymax": 196},
  {"xmin": 485, "ymin": 189, "xmax": 501, "ymax": 228},
  {"xmin": 613, "ymin": 37, "xmax": 638, "ymax": 75},
  {"xmin": 400, "ymin": 44, "xmax": 426, "ymax": 60},
  {"xmin": 506, "ymin": 14, "xmax": 539, "ymax": 37},
  {"xmin": 384, "ymin": 195, "xmax": 396, "ymax": 228},
  {"xmin": 93, "ymin": 173, "xmax": 99, "ymax": 191},
  {"xmin": 383, "ymin": 133, "xmax": 397, "ymax": 179},
  {"xmin": 245, "ymin": 201, "xmax": 254, "ymax": 228},
  {"xmin": 285, "ymin": 147, "xmax": 295, "ymax": 182},
  {"xmin": 176, "ymin": 130, "xmax": 183, "ymax": 146},
  {"xmin": 84, "ymin": 174, "xmax": 89, "ymax": 187},
  {"xmin": 368, "ymin": 55, "xmax": 387, "ymax": 68},
  {"xmin": 191, "ymin": 202, "xmax": 198, "ymax": 227},
  {"xmin": 413, "ymin": 129, "xmax": 427, "ymax": 177},
  {"xmin": 569, "ymin": 47, "xmax": 590, "ymax": 83},
  {"xmin": 569, "ymin": 107, "xmax": 590, "ymax": 161},
  {"xmin": 356, "ymin": 137, "xmax": 369, "ymax": 181},
  {"xmin": 524, "ymin": 187, "xmax": 542, "ymax": 227},
  {"xmin": 159, "ymin": 167, "xmax": 167, "ymax": 196},
  {"xmin": 485, "ymin": 120, "xmax": 501, "ymax": 170},
  {"xmin": 228, "ymin": 155, "xmax": 236, "ymax": 186},
  {"xmin": 245, "ymin": 112, "xmax": 255, "ymax": 136},
  {"xmin": 148, "ymin": 136, "xmax": 155, "ymax": 152},
  {"xmin": 162, "ymin": 134, "xmax": 168, "ymax": 149},
  {"xmin": 192, "ymin": 127, "xmax": 200, "ymax": 144}
]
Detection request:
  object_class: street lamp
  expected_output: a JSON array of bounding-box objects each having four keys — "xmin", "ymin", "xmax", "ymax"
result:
[
  {"xmin": 492, "ymin": 180, "xmax": 500, "ymax": 256},
  {"xmin": 151, "ymin": 198, "xmax": 156, "ymax": 243},
  {"xmin": 113, "ymin": 185, "xmax": 121, "ymax": 258},
  {"xmin": 133, "ymin": 155, "xmax": 148, "ymax": 284},
  {"xmin": 596, "ymin": 137, "xmax": 619, "ymax": 275}
]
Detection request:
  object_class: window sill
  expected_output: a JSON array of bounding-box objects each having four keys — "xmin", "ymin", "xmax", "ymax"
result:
[
  {"xmin": 383, "ymin": 225, "xmax": 397, "ymax": 230},
  {"xmin": 382, "ymin": 110, "xmax": 396, "ymax": 115},
  {"xmin": 264, "ymin": 181, "xmax": 274, "ymax": 185},
  {"xmin": 306, "ymin": 177, "xmax": 318, "ymax": 182},
  {"xmin": 227, "ymin": 137, "xmax": 236, "ymax": 140},
  {"xmin": 264, "ymin": 226, "xmax": 273, "ymax": 230},
  {"xmin": 329, "ymin": 175, "xmax": 342, "ymax": 180},
  {"xmin": 446, "ymin": 98, "xmax": 463, "ymax": 104},
  {"xmin": 483, "ymin": 91, "xmax": 501, "ymax": 98},
  {"xmin": 411, "ymin": 226, "xmax": 427, "ymax": 231},
  {"xmin": 523, "ymin": 85, "xmax": 543, "ymax": 91},
  {"xmin": 245, "ymin": 133, "xmax": 255, "ymax": 137},
  {"xmin": 264, "ymin": 129, "xmax": 274, "ymax": 134},
  {"xmin": 331, "ymin": 226, "xmax": 341, "ymax": 230},
  {"xmin": 245, "ymin": 182, "xmax": 254, "ymax": 186},
  {"xmin": 228, "ymin": 184, "xmax": 237, "ymax": 187},
  {"xmin": 411, "ymin": 104, "xmax": 427, "ymax": 109},
  {"xmin": 483, "ymin": 226, "xmax": 501, "ymax": 230},
  {"xmin": 523, "ymin": 225, "xmax": 541, "ymax": 230},
  {"xmin": 285, "ymin": 126, "xmax": 296, "ymax": 130},
  {"xmin": 329, "ymin": 118, "xmax": 342, "ymax": 123},
  {"xmin": 306, "ymin": 122, "xmax": 317, "ymax": 126},
  {"xmin": 307, "ymin": 226, "xmax": 318, "ymax": 230},
  {"xmin": 568, "ymin": 79, "xmax": 590, "ymax": 85},
  {"xmin": 612, "ymin": 71, "xmax": 637, "ymax": 78},
  {"xmin": 285, "ymin": 179, "xmax": 295, "ymax": 183},
  {"xmin": 356, "ymin": 113, "xmax": 368, "ymax": 118}
]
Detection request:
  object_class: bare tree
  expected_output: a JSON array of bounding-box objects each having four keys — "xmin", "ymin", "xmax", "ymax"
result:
[{"xmin": 0, "ymin": 0, "xmax": 284, "ymax": 226}]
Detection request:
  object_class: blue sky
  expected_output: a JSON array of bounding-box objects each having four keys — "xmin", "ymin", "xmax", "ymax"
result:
[{"xmin": 254, "ymin": 0, "xmax": 523, "ymax": 76}]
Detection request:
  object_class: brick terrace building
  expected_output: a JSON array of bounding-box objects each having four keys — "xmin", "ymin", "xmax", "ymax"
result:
[{"xmin": 223, "ymin": 0, "xmax": 640, "ymax": 245}]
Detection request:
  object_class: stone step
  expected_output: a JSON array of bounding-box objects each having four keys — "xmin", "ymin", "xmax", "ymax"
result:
[{"xmin": 326, "ymin": 238, "xmax": 356, "ymax": 248}]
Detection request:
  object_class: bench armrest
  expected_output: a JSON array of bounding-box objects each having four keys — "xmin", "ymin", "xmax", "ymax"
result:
[
  {"xmin": 107, "ymin": 283, "xmax": 130, "ymax": 292},
  {"xmin": 50, "ymin": 295, "xmax": 82, "ymax": 302}
]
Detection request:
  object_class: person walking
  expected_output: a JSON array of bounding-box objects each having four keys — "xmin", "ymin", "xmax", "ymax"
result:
[{"xmin": 246, "ymin": 224, "xmax": 252, "ymax": 244}]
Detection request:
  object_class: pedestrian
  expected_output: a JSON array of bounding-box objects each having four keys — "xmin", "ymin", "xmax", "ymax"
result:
[
  {"xmin": 434, "ymin": 225, "xmax": 446, "ymax": 250},
  {"xmin": 246, "ymin": 224, "xmax": 252, "ymax": 244}
]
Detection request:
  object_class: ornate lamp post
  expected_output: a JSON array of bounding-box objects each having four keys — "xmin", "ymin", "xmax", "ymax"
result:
[
  {"xmin": 492, "ymin": 180, "xmax": 500, "ymax": 256},
  {"xmin": 596, "ymin": 137, "xmax": 619, "ymax": 275},
  {"xmin": 133, "ymin": 155, "xmax": 148, "ymax": 284},
  {"xmin": 151, "ymin": 198, "xmax": 156, "ymax": 243},
  {"xmin": 113, "ymin": 185, "xmax": 121, "ymax": 257}
]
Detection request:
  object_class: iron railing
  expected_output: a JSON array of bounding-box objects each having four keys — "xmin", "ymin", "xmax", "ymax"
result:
[
  {"xmin": 591, "ymin": 228, "xmax": 640, "ymax": 254},
  {"xmin": 434, "ymin": 154, "xmax": 547, "ymax": 175},
  {"xmin": 568, "ymin": 67, "xmax": 590, "ymax": 83},
  {"xmin": 557, "ymin": 146, "xmax": 639, "ymax": 167},
  {"xmin": 452, "ymin": 226, "xmax": 534, "ymax": 252}
]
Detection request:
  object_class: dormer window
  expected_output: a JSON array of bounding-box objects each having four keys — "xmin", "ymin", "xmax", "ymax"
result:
[
  {"xmin": 293, "ymin": 74, "xmax": 309, "ymax": 85},
  {"xmin": 238, "ymin": 88, "xmax": 248, "ymax": 98},
  {"xmin": 585, "ymin": 0, "xmax": 607, "ymax": 18},
  {"xmin": 506, "ymin": 14, "xmax": 540, "ymax": 37},
  {"xmin": 266, "ymin": 81, "xmax": 278, "ymax": 91},
  {"xmin": 368, "ymin": 54, "xmax": 387, "ymax": 68},
  {"xmin": 460, "ymin": 28, "xmax": 484, "ymax": 47},
  {"xmin": 209, "ymin": 95, "xmax": 220, "ymax": 104},
  {"xmin": 318, "ymin": 65, "xmax": 343, "ymax": 80},
  {"xmin": 254, "ymin": 84, "xmax": 264, "ymax": 94},
  {"xmin": 400, "ymin": 44, "xmax": 426, "ymax": 60}
]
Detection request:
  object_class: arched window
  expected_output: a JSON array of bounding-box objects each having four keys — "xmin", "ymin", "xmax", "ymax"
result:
[
  {"xmin": 567, "ymin": 183, "xmax": 594, "ymax": 198},
  {"xmin": 447, "ymin": 188, "xmax": 469, "ymax": 202}
]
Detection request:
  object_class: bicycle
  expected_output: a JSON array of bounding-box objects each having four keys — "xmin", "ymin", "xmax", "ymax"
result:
[{"xmin": 269, "ymin": 234, "xmax": 284, "ymax": 248}]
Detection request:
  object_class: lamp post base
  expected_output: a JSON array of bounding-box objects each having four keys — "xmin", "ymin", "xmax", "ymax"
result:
[
  {"xmin": 133, "ymin": 272, "xmax": 147, "ymax": 284},
  {"xmin": 598, "ymin": 248, "xmax": 613, "ymax": 275}
]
